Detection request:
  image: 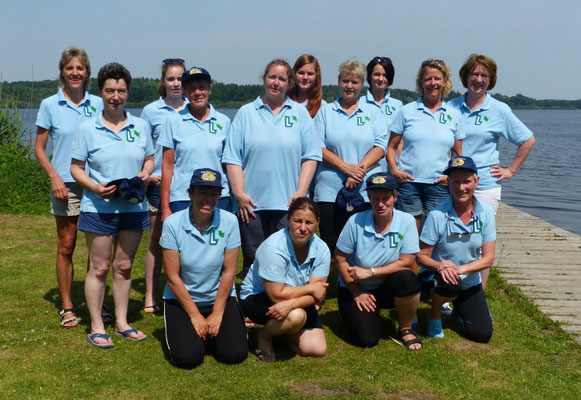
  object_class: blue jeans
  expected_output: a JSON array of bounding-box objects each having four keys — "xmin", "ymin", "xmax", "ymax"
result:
[{"xmin": 395, "ymin": 181, "xmax": 449, "ymax": 218}]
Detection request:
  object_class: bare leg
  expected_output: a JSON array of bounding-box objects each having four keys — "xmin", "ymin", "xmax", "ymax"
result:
[
  {"xmin": 430, "ymin": 291, "xmax": 455, "ymax": 320},
  {"xmin": 85, "ymin": 232, "xmax": 115, "ymax": 346},
  {"xmin": 111, "ymin": 229, "xmax": 145, "ymax": 339},
  {"xmin": 285, "ymin": 327, "xmax": 326, "ymax": 357},
  {"xmin": 395, "ymin": 292, "xmax": 421, "ymax": 350},
  {"xmin": 257, "ymin": 308, "xmax": 307, "ymax": 358},
  {"xmin": 144, "ymin": 213, "xmax": 163, "ymax": 309},
  {"xmin": 55, "ymin": 215, "xmax": 78, "ymax": 313}
]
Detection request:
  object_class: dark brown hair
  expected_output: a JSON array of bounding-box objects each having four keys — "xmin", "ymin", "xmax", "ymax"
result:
[{"xmin": 287, "ymin": 197, "xmax": 320, "ymax": 221}]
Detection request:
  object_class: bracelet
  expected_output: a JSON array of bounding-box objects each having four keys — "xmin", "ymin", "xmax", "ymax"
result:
[
  {"xmin": 370, "ymin": 267, "xmax": 376, "ymax": 277},
  {"xmin": 508, "ymin": 166, "xmax": 517, "ymax": 175}
]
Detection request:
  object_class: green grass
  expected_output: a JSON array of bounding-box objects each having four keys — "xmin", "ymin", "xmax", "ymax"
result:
[{"xmin": 1, "ymin": 212, "xmax": 579, "ymax": 400}]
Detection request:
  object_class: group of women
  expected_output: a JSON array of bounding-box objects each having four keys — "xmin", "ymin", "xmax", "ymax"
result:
[{"xmin": 36, "ymin": 47, "xmax": 535, "ymax": 366}]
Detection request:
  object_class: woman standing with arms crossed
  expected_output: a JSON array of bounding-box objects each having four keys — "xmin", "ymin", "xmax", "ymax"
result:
[
  {"xmin": 313, "ymin": 58, "xmax": 388, "ymax": 253},
  {"xmin": 71, "ymin": 63, "xmax": 154, "ymax": 348},
  {"xmin": 35, "ymin": 47, "xmax": 103, "ymax": 328},
  {"xmin": 387, "ymin": 59, "xmax": 464, "ymax": 232},
  {"xmin": 449, "ymin": 54, "xmax": 535, "ymax": 287},
  {"xmin": 223, "ymin": 59, "xmax": 321, "ymax": 278},
  {"xmin": 288, "ymin": 54, "xmax": 324, "ymax": 117},
  {"xmin": 140, "ymin": 58, "xmax": 187, "ymax": 313}
]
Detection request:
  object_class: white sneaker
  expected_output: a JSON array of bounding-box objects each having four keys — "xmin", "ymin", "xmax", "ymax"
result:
[{"xmin": 441, "ymin": 302, "xmax": 453, "ymax": 316}]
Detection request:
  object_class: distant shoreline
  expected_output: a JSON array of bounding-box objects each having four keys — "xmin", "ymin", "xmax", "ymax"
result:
[{"xmin": 2, "ymin": 78, "xmax": 580, "ymax": 110}]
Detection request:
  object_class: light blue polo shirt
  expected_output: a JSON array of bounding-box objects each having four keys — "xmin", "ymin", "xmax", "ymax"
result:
[
  {"xmin": 336, "ymin": 209, "xmax": 419, "ymax": 290},
  {"xmin": 71, "ymin": 112, "xmax": 154, "ymax": 213},
  {"xmin": 158, "ymin": 104, "xmax": 231, "ymax": 202},
  {"xmin": 161, "ymin": 207, "xmax": 240, "ymax": 306},
  {"xmin": 222, "ymin": 97, "xmax": 322, "ymax": 211},
  {"xmin": 449, "ymin": 94, "xmax": 533, "ymax": 190},
  {"xmin": 313, "ymin": 99, "xmax": 388, "ymax": 203},
  {"xmin": 240, "ymin": 228, "xmax": 330, "ymax": 300},
  {"xmin": 360, "ymin": 89, "xmax": 403, "ymax": 131},
  {"xmin": 390, "ymin": 98, "xmax": 465, "ymax": 184},
  {"xmin": 35, "ymin": 89, "xmax": 103, "ymax": 182},
  {"xmin": 140, "ymin": 97, "xmax": 187, "ymax": 177},
  {"xmin": 420, "ymin": 197, "xmax": 496, "ymax": 290}
]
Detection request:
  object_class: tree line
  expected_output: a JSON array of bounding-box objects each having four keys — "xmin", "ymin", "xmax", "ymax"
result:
[{"xmin": 1, "ymin": 78, "xmax": 580, "ymax": 110}]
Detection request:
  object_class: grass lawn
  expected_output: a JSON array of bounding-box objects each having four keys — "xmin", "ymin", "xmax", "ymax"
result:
[{"xmin": 0, "ymin": 212, "xmax": 579, "ymax": 400}]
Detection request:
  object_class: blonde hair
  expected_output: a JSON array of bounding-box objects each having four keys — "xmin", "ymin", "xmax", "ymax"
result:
[
  {"xmin": 415, "ymin": 59, "xmax": 452, "ymax": 97},
  {"xmin": 58, "ymin": 47, "xmax": 91, "ymax": 92},
  {"xmin": 338, "ymin": 57, "xmax": 366, "ymax": 82}
]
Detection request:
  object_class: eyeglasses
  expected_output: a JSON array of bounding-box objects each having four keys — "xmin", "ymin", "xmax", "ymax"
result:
[
  {"xmin": 162, "ymin": 58, "xmax": 185, "ymax": 65},
  {"xmin": 373, "ymin": 56, "xmax": 393, "ymax": 65},
  {"xmin": 422, "ymin": 59, "xmax": 445, "ymax": 67},
  {"xmin": 470, "ymin": 72, "xmax": 490, "ymax": 79}
]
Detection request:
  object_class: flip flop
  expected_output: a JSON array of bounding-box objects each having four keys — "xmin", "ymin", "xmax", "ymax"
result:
[
  {"xmin": 86, "ymin": 332, "xmax": 114, "ymax": 349},
  {"xmin": 143, "ymin": 304, "xmax": 160, "ymax": 314},
  {"xmin": 59, "ymin": 308, "xmax": 78, "ymax": 328},
  {"xmin": 114, "ymin": 327, "xmax": 147, "ymax": 342}
]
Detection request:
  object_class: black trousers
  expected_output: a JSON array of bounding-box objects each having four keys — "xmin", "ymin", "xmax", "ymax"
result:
[
  {"xmin": 164, "ymin": 297, "xmax": 248, "ymax": 369},
  {"xmin": 433, "ymin": 280, "xmax": 493, "ymax": 343},
  {"xmin": 338, "ymin": 270, "xmax": 421, "ymax": 347},
  {"xmin": 238, "ymin": 210, "xmax": 287, "ymax": 277},
  {"xmin": 318, "ymin": 201, "xmax": 371, "ymax": 254}
]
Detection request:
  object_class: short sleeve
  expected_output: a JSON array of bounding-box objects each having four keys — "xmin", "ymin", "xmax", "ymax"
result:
[
  {"xmin": 71, "ymin": 124, "xmax": 89, "ymax": 161},
  {"xmin": 159, "ymin": 216, "xmax": 179, "ymax": 250},
  {"xmin": 221, "ymin": 112, "xmax": 244, "ymax": 166},
  {"xmin": 311, "ymin": 241, "xmax": 331, "ymax": 278},
  {"xmin": 225, "ymin": 215, "xmax": 241, "ymax": 249},
  {"xmin": 256, "ymin": 243, "xmax": 289, "ymax": 284},
  {"xmin": 420, "ymin": 210, "xmax": 441, "ymax": 246},
  {"xmin": 299, "ymin": 110, "xmax": 322, "ymax": 162},
  {"xmin": 336, "ymin": 214, "xmax": 358, "ymax": 255},
  {"xmin": 313, "ymin": 106, "xmax": 327, "ymax": 149},
  {"xmin": 503, "ymin": 108, "xmax": 533, "ymax": 146},
  {"xmin": 390, "ymin": 106, "xmax": 405, "ymax": 135},
  {"xmin": 143, "ymin": 124, "xmax": 155, "ymax": 156},
  {"xmin": 481, "ymin": 208, "xmax": 497, "ymax": 242},
  {"xmin": 372, "ymin": 109, "xmax": 388, "ymax": 149},
  {"xmin": 156, "ymin": 117, "xmax": 175, "ymax": 149},
  {"xmin": 35, "ymin": 99, "xmax": 52, "ymax": 130},
  {"xmin": 399, "ymin": 215, "xmax": 420, "ymax": 254},
  {"xmin": 453, "ymin": 111, "xmax": 465, "ymax": 140}
]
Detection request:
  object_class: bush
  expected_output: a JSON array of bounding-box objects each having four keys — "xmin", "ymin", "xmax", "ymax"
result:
[{"xmin": 0, "ymin": 103, "xmax": 51, "ymax": 214}]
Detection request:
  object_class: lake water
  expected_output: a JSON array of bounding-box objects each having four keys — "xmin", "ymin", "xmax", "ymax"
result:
[{"xmin": 16, "ymin": 108, "xmax": 581, "ymax": 235}]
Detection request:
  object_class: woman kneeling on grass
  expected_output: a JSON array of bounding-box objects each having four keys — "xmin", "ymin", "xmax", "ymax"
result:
[
  {"xmin": 335, "ymin": 172, "xmax": 422, "ymax": 350},
  {"xmin": 161, "ymin": 169, "xmax": 248, "ymax": 368},
  {"xmin": 240, "ymin": 197, "xmax": 330, "ymax": 362},
  {"xmin": 417, "ymin": 156, "xmax": 495, "ymax": 343}
]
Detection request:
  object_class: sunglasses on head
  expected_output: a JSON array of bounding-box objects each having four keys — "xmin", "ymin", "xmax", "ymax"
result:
[
  {"xmin": 422, "ymin": 59, "xmax": 445, "ymax": 67},
  {"xmin": 373, "ymin": 56, "xmax": 393, "ymax": 65},
  {"xmin": 162, "ymin": 58, "xmax": 185, "ymax": 65}
]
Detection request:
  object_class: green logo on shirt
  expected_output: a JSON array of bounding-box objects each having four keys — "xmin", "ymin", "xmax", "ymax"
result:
[
  {"xmin": 285, "ymin": 115, "xmax": 298, "ymax": 128},
  {"xmin": 475, "ymin": 115, "xmax": 489, "ymax": 125},
  {"xmin": 126, "ymin": 130, "xmax": 140, "ymax": 142},
  {"xmin": 357, "ymin": 116, "xmax": 371, "ymax": 126},
  {"xmin": 385, "ymin": 105, "xmax": 395, "ymax": 116},
  {"xmin": 84, "ymin": 105, "xmax": 96, "ymax": 117},
  {"xmin": 439, "ymin": 113, "xmax": 452, "ymax": 124},
  {"xmin": 209, "ymin": 229, "xmax": 225, "ymax": 245},
  {"xmin": 209, "ymin": 122, "xmax": 223, "ymax": 134},
  {"xmin": 388, "ymin": 233, "xmax": 404, "ymax": 248}
]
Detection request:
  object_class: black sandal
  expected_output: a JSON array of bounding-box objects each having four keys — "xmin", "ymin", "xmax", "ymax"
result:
[{"xmin": 398, "ymin": 328, "xmax": 423, "ymax": 351}]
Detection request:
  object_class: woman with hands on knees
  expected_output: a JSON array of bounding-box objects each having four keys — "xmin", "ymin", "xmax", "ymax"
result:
[
  {"xmin": 387, "ymin": 59, "xmax": 464, "ymax": 232},
  {"xmin": 313, "ymin": 58, "xmax": 387, "ymax": 253},
  {"xmin": 417, "ymin": 156, "xmax": 495, "ymax": 343},
  {"xmin": 34, "ymin": 47, "xmax": 103, "ymax": 328},
  {"xmin": 335, "ymin": 172, "xmax": 422, "ymax": 350},
  {"xmin": 161, "ymin": 169, "xmax": 248, "ymax": 369},
  {"xmin": 240, "ymin": 198, "xmax": 330, "ymax": 362},
  {"xmin": 70, "ymin": 63, "xmax": 153, "ymax": 348},
  {"xmin": 223, "ymin": 59, "xmax": 321, "ymax": 278}
]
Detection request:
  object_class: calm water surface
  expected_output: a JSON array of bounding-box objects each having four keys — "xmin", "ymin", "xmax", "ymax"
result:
[{"xmin": 18, "ymin": 108, "xmax": 581, "ymax": 235}]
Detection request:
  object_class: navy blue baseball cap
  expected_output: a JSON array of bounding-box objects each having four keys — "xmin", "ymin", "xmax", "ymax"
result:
[
  {"xmin": 182, "ymin": 67, "xmax": 211, "ymax": 85},
  {"xmin": 443, "ymin": 156, "xmax": 478, "ymax": 175},
  {"xmin": 189, "ymin": 168, "xmax": 223, "ymax": 189},
  {"xmin": 106, "ymin": 176, "xmax": 145, "ymax": 204},
  {"xmin": 365, "ymin": 172, "xmax": 398, "ymax": 191}
]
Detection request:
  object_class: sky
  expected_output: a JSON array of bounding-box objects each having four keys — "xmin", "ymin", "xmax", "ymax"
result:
[{"xmin": 1, "ymin": 0, "xmax": 579, "ymax": 100}]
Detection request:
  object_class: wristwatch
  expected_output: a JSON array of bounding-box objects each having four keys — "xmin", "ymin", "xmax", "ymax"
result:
[{"xmin": 370, "ymin": 267, "xmax": 376, "ymax": 277}]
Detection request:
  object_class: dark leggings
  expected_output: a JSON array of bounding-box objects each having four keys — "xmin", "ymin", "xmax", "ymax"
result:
[
  {"xmin": 164, "ymin": 297, "xmax": 248, "ymax": 369},
  {"xmin": 433, "ymin": 279, "xmax": 493, "ymax": 343},
  {"xmin": 338, "ymin": 270, "xmax": 421, "ymax": 347}
]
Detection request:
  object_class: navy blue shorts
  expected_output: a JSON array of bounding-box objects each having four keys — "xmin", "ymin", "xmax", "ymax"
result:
[
  {"xmin": 78, "ymin": 212, "xmax": 150, "ymax": 235},
  {"xmin": 146, "ymin": 184, "xmax": 161, "ymax": 215}
]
